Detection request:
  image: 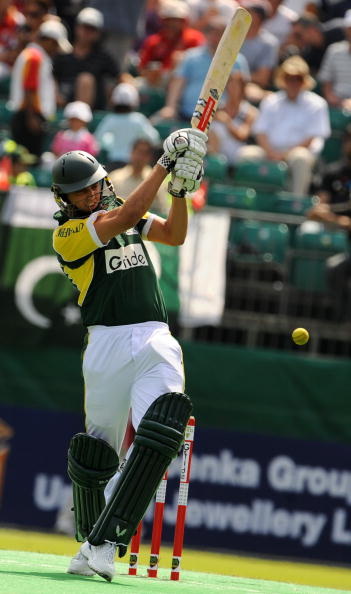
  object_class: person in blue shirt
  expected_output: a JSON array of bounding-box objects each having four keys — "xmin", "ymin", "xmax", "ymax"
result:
[{"xmin": 157, "ymin": 14, "xmax": 250, "ymax": 122}]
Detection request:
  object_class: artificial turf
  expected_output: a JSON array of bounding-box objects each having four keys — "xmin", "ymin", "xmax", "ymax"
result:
[{"xmin": 0, "ymin": 550, "xmax": 350, "ymax": 594}]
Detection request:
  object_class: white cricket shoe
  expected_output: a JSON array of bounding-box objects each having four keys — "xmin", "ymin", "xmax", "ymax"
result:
[
  {"xmin": 67, "ymin": 541, "xmax": 96, "ymax": 576},
  {"xmin": 86, "ymin": 541, "xmax": 117, "ymax": 582}
]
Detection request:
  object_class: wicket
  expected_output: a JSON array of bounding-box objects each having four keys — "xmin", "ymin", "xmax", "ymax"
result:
[{"xmin": 128, "ymin": 416, "xmax": 195, "ymax": 581}]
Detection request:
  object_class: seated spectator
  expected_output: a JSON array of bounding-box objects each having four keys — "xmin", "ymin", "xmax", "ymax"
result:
[
  {"xmin": 157, "ymin": 14, "xmax": 250, "ymax": 122},
  {"xmin": 239, "ymin": 0, "xmax": 279, "ymax": 102},
  {"xmin": 207, "ymin": 72, "xmax": 258, "ymax": 167},
  {"xmin": 0, "ymin": 0, "xmax": 25, "ymax": 81},
  {"xmin": 53, "ymin": 7, "xmax": 120, "ymax": 110},
  {"xmin": 263, "ymin": 0, "xmax": 298, "ymax": 46},
  {"xmin": 284, "ymin": 11, "xmax": 344, "ymax": 75},
  {"xmin": 19, "ymin": 1, "xmax": 54, "ymax": 48},
  {"xmin": 9, "ymin": 19, "xmax": 71, "ymax": 157},
  {"xmin": 8, "ymin": 143, "xmax": 37, "ymax": 186},
  {"xmin": 138, "ymin": 0, "xmax": 205, "ymax": 87},
  {"xmin": 238, "ymin": 56, "xmax": 331, "ymax": 195},
  {"xmin": 306, "ymin": 126, "xmax": 351, "ymax": 320},
  {"xmin": 318, "ymin": 10, "xmax": 351, "ymax": 111},
  {"xmin": 51, "ymin": 101, "xmax": 99, "ymax": 157},
  {"xmin": 109, "ymin": 138, "xmax": 169, "ymax": 215},
  {"xmin": 93, "ymin": 82, "xmax": 160, "ymax": 170},
  {"xmin": 187, "ymin": 0, "xmax": 238, "ymax": 31}
]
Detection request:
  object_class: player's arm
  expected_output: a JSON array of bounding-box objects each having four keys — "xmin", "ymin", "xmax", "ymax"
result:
[
  {"xmin": 94, "ymin": 164, "xmax": 168, "ymax": 243},
  {"xmin": 94, "ymin": 129, "xmax": 207, "ymax": 244},
  {"xmin": 147, "ymin": 195, "xmax": 188, "ymax": 246}
]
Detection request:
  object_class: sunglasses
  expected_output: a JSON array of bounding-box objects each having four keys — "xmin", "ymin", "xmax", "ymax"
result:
[{"xmin": 284, "ymin": 74, "xmax": 304, "ymax": 82}]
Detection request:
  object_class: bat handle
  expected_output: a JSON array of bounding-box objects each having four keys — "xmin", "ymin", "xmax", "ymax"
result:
[{"xmin": 170, "ymin": 176, "xmax": 184, "ymax": 195}]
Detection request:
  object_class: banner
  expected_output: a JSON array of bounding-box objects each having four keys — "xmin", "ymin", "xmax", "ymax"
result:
[
  {"xmin": 2, "ymin": 403, "xmax": 351, "ymax": 564},
  {"xmin": 0, "ymin": 187, "xmax": 180, "ymax": 347}
]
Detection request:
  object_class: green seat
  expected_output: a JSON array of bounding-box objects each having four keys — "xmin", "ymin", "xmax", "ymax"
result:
[
  {"xmin": 290, "ymin": 223, "xmax": 349, "ymax": 291},
  {"xmin": 30, "ymin": 167, "xmax": 52, "ymax": 187},
  {"xmin": 294, "ymin": 224, "xmax": 348, "ymax": 252},
  {"xmin": 321, "ymin": 133, "xmax": 343, "ymax": 164},
  {"xmin": 204, "ymin": 154, "xmax": 229, "ymax": 181},
  {"xmin": 229, "ymin": 220, "xmax": 290, "ymax": 264},
  {"xmin": 274, "ymin": 192, "xmax": 318, "ymax": 216},
  {"xmin": 328, "ymin": 107, "xmax": 351, "ymax": 131},
  {"xmin": 139, "ymin": 87, "xmax": 166, "ymax": 118},
  {"xmin": 88, "ymin": 110, "xmax": 108, "ymax": 133},
  {"xmin": 153, "ymin": 119, "xmax": 188, "ymax": 140},
  {"xmin": 207, "ymin": 184, "xmax": 256, "ymax": 209},
  {"xmin": 232, "ymin": 159, "xmax": 288, "ymax": 191}
]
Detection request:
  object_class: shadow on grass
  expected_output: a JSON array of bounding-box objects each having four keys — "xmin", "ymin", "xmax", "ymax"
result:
[{"xmin": 0, "ymin": 568, "xmax": 133, "ymax": 587}]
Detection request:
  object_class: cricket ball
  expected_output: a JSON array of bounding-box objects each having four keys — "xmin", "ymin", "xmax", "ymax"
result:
[{"xmin": 292, "ymin": 327, "xmax": 309, "ymax": 346}]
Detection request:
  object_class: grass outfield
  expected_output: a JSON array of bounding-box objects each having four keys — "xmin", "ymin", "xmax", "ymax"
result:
[{"xmin": 1, "ymin": 528, "xmax": 351, "ymax": 593}]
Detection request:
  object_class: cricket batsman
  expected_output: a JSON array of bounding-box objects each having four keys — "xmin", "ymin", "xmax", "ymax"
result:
[{"xmin": 51, "ymin": 128, "xmax": 207, "ymax": 581}]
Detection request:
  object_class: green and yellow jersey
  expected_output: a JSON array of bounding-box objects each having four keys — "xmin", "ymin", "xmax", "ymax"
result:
[{"xmin": 52, "ymin": 203, "xmax": 168, "ymax": 327}]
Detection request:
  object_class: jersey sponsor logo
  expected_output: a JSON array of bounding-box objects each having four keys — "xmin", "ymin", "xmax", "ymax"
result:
[
  {"xmin": 105, "ymin": 244, "xmax": 148, "ymax": 274},
  {"xmin": 57, "ymin": 222, "xmax": 84, "ymax": 238}
]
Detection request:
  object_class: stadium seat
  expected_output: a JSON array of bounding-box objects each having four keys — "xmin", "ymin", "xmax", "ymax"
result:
[
  {"xmin": 232, "ymin": 159, "xmax": 289, "ymax": 191},
  {"xmin": 273, "ymin": 192, "xmax": 318, "ymax": 216},
  {"xmin": 289, "ymin": 222, "xmax": 349, "ymax": 291},
  {"xmin": 207, "ymin": 184, "xmax": 256, "ymax": 209},
  {"xmin": 328, "ymin": 107, "xmax": 351, "ymax": 131},
  {"xmin": 204, "ymin": 154, "xmax": 229, "ymax": 182},
  {"xmin": 30, "ymin": 167, "xmax": 52, "ymax": 187},
  {"xmin": 153, "ymin": 120, "xmax": 188, "ymax": 140},
  {"xmin": 229, "ymin": 220, "xmax": 290, "ymax": 264},
  {"xmin": 139, "ymin": 87, "xmax": 166, "ymax": 118},
  {"xmin": 88, "ymin": 110, "xmax": 108, "ymax": 133}
]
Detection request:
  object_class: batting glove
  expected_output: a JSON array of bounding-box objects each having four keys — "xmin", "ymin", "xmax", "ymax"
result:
[
  {"xmin": 168, "ymin": 150, "xmax": 204, "ymax": 197},
  {"xmin": 157, "ymin": 128, "xmax": 207, "ymax": 171}
]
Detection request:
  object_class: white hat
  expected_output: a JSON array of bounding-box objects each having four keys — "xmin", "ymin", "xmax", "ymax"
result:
[
  {"xmin": 38, "ymin": 20, "xmax": 72, "ymax": 53},
  {"xmin": 111, "ymin": 83, "xmax": 139, "ymax": 108},
  {"xmin": 76, "ymin": 7, "xmax": 104, "ymax": 29},
  {"xmin": 159, "ymin": 0, "xmax": 189, "ymax": 19},
  {"xmin": 344, "ymin": 9, "xmax": 351, "ymax": 28},
  {"xmin": 63, "ymin": 101, "xmax": 92, "ymax": 123}
]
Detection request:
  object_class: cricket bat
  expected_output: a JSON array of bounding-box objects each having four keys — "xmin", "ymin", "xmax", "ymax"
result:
[{"xmin": 172, "ymin": 7, "xmax": 252, "ymax": 193}]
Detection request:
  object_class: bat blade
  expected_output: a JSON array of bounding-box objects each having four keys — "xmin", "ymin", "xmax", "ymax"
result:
[
  {"xmin": 171, "ymin": 7, "xmax": 251, "ymax": 196},
  {"xmin": 191, "ymin": 7, "xmax": 252, "ymax": 132}
]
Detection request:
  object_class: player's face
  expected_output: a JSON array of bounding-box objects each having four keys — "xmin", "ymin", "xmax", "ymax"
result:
[{"xmin": 67, "ymin": 181, "xmax": 101, "ymax": 212}]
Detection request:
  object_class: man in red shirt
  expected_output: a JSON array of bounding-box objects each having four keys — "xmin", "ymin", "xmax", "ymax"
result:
[{"xmin": 138, "ymin": 0, "xmax": 205, "ymax": 84}]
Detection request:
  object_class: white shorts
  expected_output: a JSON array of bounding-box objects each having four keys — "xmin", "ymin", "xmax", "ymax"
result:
[{"xmin": 82, "ymin": 321, "xmax": 184, "ymax": 456}]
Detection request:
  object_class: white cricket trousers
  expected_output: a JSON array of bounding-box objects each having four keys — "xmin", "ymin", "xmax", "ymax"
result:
[{"xmin": 83, "ymin": 321, "xmax": 184, "ymax": 457}]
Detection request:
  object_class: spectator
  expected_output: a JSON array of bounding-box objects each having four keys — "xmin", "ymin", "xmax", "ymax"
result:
[
  {"xmin": 109, "ymin": 138, "xmax": 169, "ymax": 215},
  {"xmin": 307, "ymin": 126, "xmax": 351, "ymax": 320},
  {"xmin": 157, "ymin": 14, "xmax": 250, "ymax": 122},
  {"xmin": 138, "ymin": 0, "xmax": 205, "ymax": 86},
  {"xmin": 317, "ymin": 9, "xmax": 351, "ymax": 111},
  {"xmin": 8, "ymin": 142, "xmax": 37, "ymax": 186},
  {"xmin": 93, "ymin": 82, "xmax": 160, "ymax": 170},
  {"xmin": 20, "ymin": 0, "xmax": 53, "ymax": 44},
  {"xmin": 317, "ymin": 0, "xmax": 350, "ymax": 22},
  {"xmin": 207, "ymin": 71, "xmax": 258, "ymax": 167},
  {"xmin": 238, "ymin": 55, "xmax": 331, "ymax": 195},
  {"xmin": 263, "ymin": 0, "xmax": 298, "ymax": 46},
  {"xmin": 53, "ymin": 7, "xmax": 119, "ymax": 110},
  {"xmin": 187, "ymin": 0, "xmax": 238, "ymax": 31},
  {"xmin": 9, "ymin": 19, "xmax": 71, "ymax": 157},
  {"xmin": 239, "ymin": 0, "xmax": 279, "ymax": 100},
  {"xmin": 285, "ymin": 11, "xmax": 344, "ymax": 75},
  {"xmin": 86, "ymin": 0, "xmax": 147, "ymax": 72},
  {"xmin": 51, "ymin": 100, "xmax": 99, "ymax": 157},
  {"xmin": 0, "ymin": 0, "xmax": 25, "ymax": 81}
]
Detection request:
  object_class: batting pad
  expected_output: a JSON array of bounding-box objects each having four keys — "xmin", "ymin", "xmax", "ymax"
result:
[
  {"xmin": 88, "ymin": 392, "xmax": 192, "ymax": 553},
  {"xmin": 68, "ymin": 433, "xmax": 119, "ymax": 542}
]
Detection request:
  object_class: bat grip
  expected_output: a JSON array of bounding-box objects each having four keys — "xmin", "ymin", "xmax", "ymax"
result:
[{"xmin": 171, "ymin": 176, "xmax": 184, "ymax": 195}]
